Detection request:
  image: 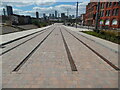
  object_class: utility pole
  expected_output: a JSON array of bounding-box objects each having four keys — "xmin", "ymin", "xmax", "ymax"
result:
[
  {"xmin": 76, "ymin": 1, "xmax": 78, "ymax": 28},
  {"xmin": 95, "ymin": 1, "xmax": 100, "ymax": 32},
  {"xmin": 65, "ymin": 8, "xmax": 71, "ymax": 25},
  {"xmin": 67, "ymin": 8, "xmax": 71, "ymax": 17},
  {"xmin": 67, "ymin": 9, "xmax": 68, "ymax": 17}
]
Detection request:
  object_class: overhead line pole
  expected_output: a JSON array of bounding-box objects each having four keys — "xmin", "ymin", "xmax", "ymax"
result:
[
  {"xmin": 76, "ymin": 1, "xmax": 79, "ymax": 28},
  {"xmin": 67, "ymin": 9, "xmax": 69, "ymax": 17}
]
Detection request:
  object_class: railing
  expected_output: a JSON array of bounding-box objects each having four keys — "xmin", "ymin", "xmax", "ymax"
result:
[{"xmin": 66, "ymin": 24, "xmax": 120, "ymax": 31}]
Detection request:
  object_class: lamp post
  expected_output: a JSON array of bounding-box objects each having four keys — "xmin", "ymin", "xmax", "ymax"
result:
[
  {"xmin": 64, "ymin": 8, "xmax": 71, "ymax": 25},
  {"xmin": 76, "ymin": 1, "xmax": 79, "ymax": 28}
]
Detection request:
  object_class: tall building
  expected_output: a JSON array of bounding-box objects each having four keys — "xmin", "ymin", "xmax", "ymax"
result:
[
  {"xmin": 43, "ymin": 13, "xmax": 46, "ymax": 20},
  {"xmin": 3, "ymin": 8, "xmax": 6, "ymax": 16},
  {"xmin": 58, "ymin": 13, "xmax": 60, "ymax": 18},
  {"xmin": 55, "ymin": 10, "xmax": 57, "ymax": 18},
  {"xmin": 6, "ymin": 6, "xmax": 13, "ymax": 16},
  {"xmin": 49, "ymin": 14, "xmax": 52, "ymax": 18},
  {"xmin": 61, "ymin": 13, "xmax": 65, "ymax": 19},
  {"xmin": 85, "ymin": 2, "xmax": 97, "ymax": 26},
  {"xmin": 36, "ymin": 12, "xmax": 39, "ymax": 19},
  {"xmin": 68, "ymin": 15, "xmax": 73, "ymax": 19},
  {"xmin": 43, "ymin": 13, "xmax": 46, "ymax": 18},
  {"xmin": 85, "ymin": 2, "xmax": 120, "ymax": 28},
  {"xmin": 52, "ymin": 14, "xmax": 54, "ymax": 19}
]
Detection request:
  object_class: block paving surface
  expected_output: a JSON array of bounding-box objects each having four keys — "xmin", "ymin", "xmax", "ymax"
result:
[{"xmin": 2, "ymin": 24, "xmax": 118, "ymax": 88}]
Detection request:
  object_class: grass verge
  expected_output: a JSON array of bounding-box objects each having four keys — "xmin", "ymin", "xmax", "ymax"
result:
[{"xmin": 82, "ymin": 30, "xmax": 120, "ymax": 45}]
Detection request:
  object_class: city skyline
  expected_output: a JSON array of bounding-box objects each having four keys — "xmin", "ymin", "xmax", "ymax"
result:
[{"xmin": 0, "ymin": 0, "xmax": 90, "ymax": 17}]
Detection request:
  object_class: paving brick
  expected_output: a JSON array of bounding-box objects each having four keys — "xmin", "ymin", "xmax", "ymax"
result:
[{"xmin": 2, "ymin": 25, "xmax": 118, "ymax": 88}]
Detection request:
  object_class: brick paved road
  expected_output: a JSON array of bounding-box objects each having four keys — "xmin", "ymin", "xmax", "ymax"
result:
[{"xmin": 2, "ymin": 24, "xmax": 118, "ymax": 88}]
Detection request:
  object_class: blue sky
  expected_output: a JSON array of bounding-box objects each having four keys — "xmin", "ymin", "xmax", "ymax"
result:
[{"xmin": 0, "ymin": 0, "xmax": 90, "ymax": 17}]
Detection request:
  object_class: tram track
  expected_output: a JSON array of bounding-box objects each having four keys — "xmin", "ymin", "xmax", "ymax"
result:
[
  {"xmin": 63, "ymin": 27, "xmax": 120, "ymax": 71},
  {"xmin": 0, "ymin": 29, "xmax": 49, "ymax": 56},
  {"xmin": 13, "ymin": 27, "xmax": 55, "ymax": 72},
  {"xmin": 60, "ymin": 28, "xmax": 77, "ymax": 71},
  {"xmin": 0, "ymin": 27, "xmax": 51, "ymax": 47}
]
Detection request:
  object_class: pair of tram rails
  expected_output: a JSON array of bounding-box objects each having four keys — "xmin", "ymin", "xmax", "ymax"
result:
[{"xmin": 0, "ymin": 26, "xmax": 119, "ymax": 72}]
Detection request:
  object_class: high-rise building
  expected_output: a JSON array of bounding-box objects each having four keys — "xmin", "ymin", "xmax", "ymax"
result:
[
  {"xmin": 55, "ymin": 10, "xmax": 57, "ymax": 18},
  {"xmin": 36, "ymin": 12, "xmax": 39, "ymax": 19},
  {"xmin": 43, "ymin": 13, "xmax": 46, "ymax": 18},
  {"xmin": 6, "ymin": 6, "xmax": 13, "ymax": 16},
  {"xmin": 68, "ymin": 15, "xmax": 72, "ymax": 19},
  {"xmin": 43, "ymin": 13, "xmax": 46, "ymax": 20},
  {"xmin": 61, "ymin": 13, "xmax": 65, "ymax": 19},
  {"xmin": 3, "ymin": 8, "xmax": 6, "ymax": 16},
  {"xmin": 52, "ymin": 14, "xmax": 54, "ymax": 19},
  {"xmin": 58, "ymin": 13, "xmax": 60, "ymax": 18},
  {"xmin": 49, "ymin": 14, "xmax": 52, "ymax": 18},
  {"xmin": 72, "ymin": 15, "xmax": 75, "ymax": 18}
]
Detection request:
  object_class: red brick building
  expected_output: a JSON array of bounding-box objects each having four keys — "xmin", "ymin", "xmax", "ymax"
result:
[
  {"xmin": 85, "ymin": 2, "xmax": 120, "ymax": 29},
  {"xmin": 80, "ymin": 14, "xmax": 86, "ymax": 25},
  {"xmin": 85, "ymin": 2, "xmax": 97, "ymax": 26}
]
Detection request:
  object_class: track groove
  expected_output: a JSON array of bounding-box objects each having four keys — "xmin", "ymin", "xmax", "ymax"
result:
[
  {"xmin": 13, "ymin": 28, "xmax": 55, "ymax": 72},
  {"xmin": 60, "ymin": 28, "xmax": 77, "ymax": 71},
  {"xmin": 0, "ymin": 29, "xmax": 48, "ymax": 56},
  {"xmin": 0, "ymin": 27, "xmax": 51, "ymax": 46},
  {"xmin": 64, "ymin": 27, "xmax": 120, "ymax": 71}
]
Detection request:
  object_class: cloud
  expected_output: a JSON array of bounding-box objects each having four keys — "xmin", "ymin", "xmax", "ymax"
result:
[
  {"xmin": 0, "ymin": 7, "xmax": 4, "ymax": 15},
  {"xmin": 20, "ymin": 2, "xmax": 88, "ymax": 17},
  {"xmin": 0, "ymin": 1, "xmax": 89, "ymax": 17},
  {"xmin": 1, "ymin": 0, "xmax": 56, "ymax": 7},
  {"xmin": 78, "ymin": 1, "xmax": 90, "ymax": 14},
  {"xmin": 32, "ymin": 4, "xmax": 76, "ymax": 16},
  {"xmin": 1, "ymin": 0, "xmax": 90, "ymax": 7},
  {"xmin": 32, "ymin": 2, "xmax": 88, "ymax": 17}
]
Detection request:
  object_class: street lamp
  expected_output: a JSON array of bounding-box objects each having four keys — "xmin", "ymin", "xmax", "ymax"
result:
[
  {"xmin": 64, "ymin": 8, "xmax": 71, "ymax": 25},
  {"xmin": 76, "ymin": 1, "xmax": 79, "ymax": 28},
  {"xmin": 67, "ymin": 8, "xmax": 71, "ymax": 18}
]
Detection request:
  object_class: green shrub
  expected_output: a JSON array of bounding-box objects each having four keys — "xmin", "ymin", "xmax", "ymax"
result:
[
  {"xmin": 32, "ymin": 20, "xmax": 41, "ymax": 28},
  {"xmin": 40, "ymin": 22, "xmax": 48, "ymax": 27},
  {"xmin": 82, "ymin": 31, "xmax": 120, "ymax": 45},
  {"xmin": 32, "ymin": 20, "xmax": 51, "ymax": 28}
]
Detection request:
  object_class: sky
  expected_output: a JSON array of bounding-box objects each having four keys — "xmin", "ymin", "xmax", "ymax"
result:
[{"xmin": 0, "ymin": 0, "xmax": 90, "ymax": 17}]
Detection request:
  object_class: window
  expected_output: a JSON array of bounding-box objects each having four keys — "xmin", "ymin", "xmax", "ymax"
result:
[
  {"xmin": 102, "ymin": 11, "xmax": 104, "ymax": 17},
  {"xmin": 106, "ymin": 2, "xmax": 109, "ymax": 8},
  {"xmin": 109, "ymin": 2, "xmax": 112, "ymax": 7},
  {"xmin": 112, "ymin": 8, "xmax": 119, "ymax": 16},
  {"xmin": 105, "ymin": 19, "xmax": 110, "ymax": 25},
  {"xmin": 100, "ymin": 11, "xmax": 104, "ymax": 17},
  {"xmin": 113, "ymin": 2, "xmax": 117, "ymax": 6},
  {"xmin": 112, "ymin": 9, "xmax": 116, "ymax": 15},
  {"xmin": 99, "ymin": 12, "xmax": 101, "ymax": 17},
  {"xmin": 106, "ymin": 10, "xmax": 111, "ymax": 16},
  {"xmin": 112, "ymin": 19, "xmax": 118, "ymax": 25},
  {"xmin": 100, "ymin": 3, "xmax": 104, "ymax": 9},
  {"xmin": 106, "ymin": 2, "xmax": 112, "ymax": 8},
  {"xmin": 108, "ymin": 10, "xmax": 111, "ymax": 16},
  {"xmin": 100, "ymin": 20, "xmax": 104, "ymax": 25},
  {"xmin": 105, "ymin": 11, "xmax": 107, "ymax": 16},
  {"xmin": 115, "ymin": 8, "xmax": 119, "ymax": 16}
]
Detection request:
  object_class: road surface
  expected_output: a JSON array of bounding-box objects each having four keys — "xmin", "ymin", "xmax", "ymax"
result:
[{"xmin": 1, "ymin": 24, "xmax": 119, "ymax": 88}]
